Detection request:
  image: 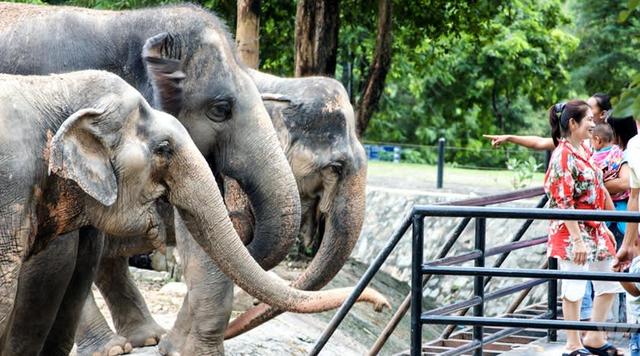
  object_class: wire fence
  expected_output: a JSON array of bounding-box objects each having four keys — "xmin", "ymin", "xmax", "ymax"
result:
[{"xmin": 363, "ymin": 140, "xmax": 549, "ymax": 172}]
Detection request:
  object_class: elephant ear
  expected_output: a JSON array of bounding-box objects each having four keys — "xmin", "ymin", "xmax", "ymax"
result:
[
  {"xmin": 48, "ymin": 108, "xmax": 118, "ymax": 206},
  {"xmin": 142, "ymin": 32, "xmax": 186, "ymax": 117}
]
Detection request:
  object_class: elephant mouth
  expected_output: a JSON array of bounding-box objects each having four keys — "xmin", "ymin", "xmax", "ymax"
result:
[
  {"xmin": 204, "ymin": 154, "xmax": 226, "ymax": 193},
  {"xmin": 299, "ymin": 197, "xmax": 324, "ymax": 256}
]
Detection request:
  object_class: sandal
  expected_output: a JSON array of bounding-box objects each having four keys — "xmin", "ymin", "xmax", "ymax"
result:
[
  {"xmin": 562, "ymin": 349, "xmax": 594, "ymax": 356},
  {"xmin": 583, "ymin": 342, "xmax": 623, "ymax": 356}
]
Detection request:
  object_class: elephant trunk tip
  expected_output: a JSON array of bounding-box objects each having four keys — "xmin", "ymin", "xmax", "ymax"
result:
[
  {"xmin": 360, "ymin": 288, "xmax": 392, "ymax": 312},
  {"xmin": 224, "ymin": 286, "xmax": 391, "ymax": 340}
]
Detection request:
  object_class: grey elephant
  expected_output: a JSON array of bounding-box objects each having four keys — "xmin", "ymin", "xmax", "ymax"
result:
[
  {"xmin": 0, "ymin": 69, "xmax": 251, "ymax": 353},
  {"xmin": 225, "ymin": 70, "xmax": 369, "ymax": 337},
  {"xmin": 76, "ymin": 71, "xmax": 371, "ymax": 354}
]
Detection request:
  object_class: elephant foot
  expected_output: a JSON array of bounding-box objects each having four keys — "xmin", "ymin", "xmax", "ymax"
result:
[
  {"xmin": 76, "ymin": 333, "xmax": 132, "ymax": 356},
  {"xmin": 181, "ymin": 332, "xmax": 224, "ymax": 356},
  {"xmin": 120, "ymin": 320, "xmax": 166, "ymax": 348},
  {"xmin": 157, "ymin": 327, "xmax": 187, "ymax": 356}
]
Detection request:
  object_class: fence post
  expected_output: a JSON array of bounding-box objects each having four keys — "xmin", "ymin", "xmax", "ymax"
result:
[
  {"xmin": 547, "ymin": 257, "xmax": 558, "ymax": 342},
  {"xmin": 544, "ymin": 149, "xmax": 552, "ymax": 171},
  {"xmin": 437, "ymin": 137, "xmax": 445, "ymax": 189},
  {"xmin": 473, "ymin": 217, "xmax": 486, "ymax": 356},
  {"xmin": 411, "ymin": 214, "xmax": 424, "ymax": 356}
]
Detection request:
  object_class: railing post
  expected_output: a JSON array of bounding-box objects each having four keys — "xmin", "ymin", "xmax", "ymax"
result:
[
  {"xmin": 544, "ymin": 149, "xmax": 552, "ymax": 171},
  {"xmin": 547, "ymin": 257, "xmax": 558, "ymax": 342},
  {"xmin": 474, "ymin": 217, "xmax": 486, "ymax": 356},
  {"xmin": 437, "ymin": 137, "xmax": 445, "ymax": 189},
  {"xmin": 411, "ymin": 214, "xmax": 424, "ymax": 356}
]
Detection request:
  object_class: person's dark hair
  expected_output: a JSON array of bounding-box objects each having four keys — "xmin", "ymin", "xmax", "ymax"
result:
[
  {"xmin": 591, "ymin": 93, "xmax": 612, "ymax": 111},
  {"xmin": 608, "ymin": 115, "xmax": 637, "ymax": 150},
  {"xmin": 592, "ymin": 123, "xmax": 614, "ymax": 144},
  {"xmin": 549, "ymin": 99, "xmax": 590, "ymax": 146}
]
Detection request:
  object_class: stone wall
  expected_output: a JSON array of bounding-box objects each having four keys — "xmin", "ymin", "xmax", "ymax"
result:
[{"xmin": 351, "ymin": 186, "xmax": 550, "ymax": 315}]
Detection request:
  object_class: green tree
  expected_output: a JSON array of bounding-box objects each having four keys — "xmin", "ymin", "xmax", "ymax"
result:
[
  {"xmin": 366, "ymin": 0, "xmax": 577, "ymax": 167},
  {"xmin": 569, "ymin": 0, "xmax": 640, "ymax": 98}
]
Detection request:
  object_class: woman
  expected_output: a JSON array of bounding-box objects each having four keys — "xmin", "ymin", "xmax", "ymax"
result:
[
  {"xmin": 484, "ymin": 94, "xmax": 629, "ymax": 322},
  {"xmin": 544, "ymin": 100, "xmax": 624, "ymax": 356}
]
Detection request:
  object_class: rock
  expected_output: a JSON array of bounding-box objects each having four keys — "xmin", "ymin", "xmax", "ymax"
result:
[
  {"xmin": 150, "ymin": 251, "xmax": 167, "ymax": 272},
  {"xmin": 129, "ymin": 267, "xmax": 169, "ymax": 284},
  {"xmin": 159, "ymin": 282, "xmax": 187, "ymax": 297}
]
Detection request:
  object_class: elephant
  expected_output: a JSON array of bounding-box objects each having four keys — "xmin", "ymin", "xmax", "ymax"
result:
[
  {"xmin": 75, "ymin": 70, "xmax": 371, "ymax": 354},
  {"xmin": 225, "ymin": 70, "xmax": 369, "ymax": 337},
  {"xmin": 0, "ymin": 70, "xmax": 388, "ymax": 356}
]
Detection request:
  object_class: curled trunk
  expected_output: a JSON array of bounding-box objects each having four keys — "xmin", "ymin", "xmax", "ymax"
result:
[{"xmin": 234, "ymin": 130, "xmax": 300, "ymax": 270}]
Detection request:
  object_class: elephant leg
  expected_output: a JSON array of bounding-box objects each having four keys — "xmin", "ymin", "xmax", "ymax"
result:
[
  {"xmin": 3, "ymin": 232, "xmax": 79, "ymax": 356},
  {"xmin": 41, "ymin": 227, "xmax": 104, "ymax": 355},
  {"xmin": 173, "ymin": 215, "xmax": 233, "ymax": 356},
  {"xmin": 183, "ymin": 271, "xmax": 233, "ymax": 356},
  {"xmin": 75, "ymin": 292, "xmax": 132, "ymax": 356},
  {"xmin": 95, "ymin": 256, "xmax": 166, "ymax": 347},
  {"xmin": 158, "ymin": 295, "xmax": 190, "ymax": 356}
]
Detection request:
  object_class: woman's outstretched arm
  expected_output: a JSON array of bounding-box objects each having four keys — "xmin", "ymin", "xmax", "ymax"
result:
[{"xmin": 483, "ymin": 134, "xmax": 555, "ymax": 151}]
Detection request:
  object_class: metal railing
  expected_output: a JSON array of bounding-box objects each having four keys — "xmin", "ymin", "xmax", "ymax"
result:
[
  {"xmin": 310, "ymin": 187, "xmax": 546, "ymax": 355},
  {"xmin": 412, "ymin": 206, "xmax": 640, "ymax": 356}
]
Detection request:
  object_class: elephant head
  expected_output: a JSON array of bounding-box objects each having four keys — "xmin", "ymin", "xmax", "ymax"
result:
[
  {"xmin": 225, "ymin": 71, "xmax": 369, "ymax": 337},
  {"xmin": 140, "ymin": 27, "xmax": 300, "ymax": 270}
]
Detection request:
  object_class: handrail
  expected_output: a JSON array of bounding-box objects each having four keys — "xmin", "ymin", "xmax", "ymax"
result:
[
  {"xmin": 310, "ymin": 186, "xmax": 547, "ymax": 355},
  {"xmin": 372, "ymin": 194, "xmax": 548, "ymax": 353},
  {"xmin": 411, "ymin": 205, "xmax": 640, "ymax": 356}
]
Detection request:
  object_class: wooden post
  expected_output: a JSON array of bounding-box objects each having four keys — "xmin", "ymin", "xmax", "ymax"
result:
[{"xmin": 236, "ymin": 0, "xmax": 261, "ymax": 68}]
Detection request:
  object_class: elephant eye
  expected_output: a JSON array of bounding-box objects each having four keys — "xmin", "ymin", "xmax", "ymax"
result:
[
  {"xmin": 329, "ymin": 162, "xmax": 344, "ymax": 177},
  {"xmin": 206, "ymin": 99, "xmax": 233, "ymax": 122},
  {"xmin": 154, "ymin": 140, "xmax": 173, "ymax": 157}
]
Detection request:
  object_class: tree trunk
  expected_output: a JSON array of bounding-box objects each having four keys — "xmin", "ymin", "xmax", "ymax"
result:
[
  {"xmin": 355, "ymin": 0, "xmax": 392, "ymax": 137},
  {"xmin": 236, "ymin": 0, "xmax": 261, "ymax": 68},
  {"xmin": 294, "ymin": 0, "xmax": 340, "ymax": 77},
  {"xmin": 227, "ymin": 0, "xmax": 261, "ymax": 248}
]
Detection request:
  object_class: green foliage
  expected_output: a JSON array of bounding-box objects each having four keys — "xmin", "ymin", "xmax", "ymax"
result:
[
  {"xmin": 507, "ymin": 156, "xmax": 543, "ymax": 189},
  {"xmin": 568, "ymin": 1, "xmax": 640, "ymax": 98},
  {"xmin": 611, "ymin": 0, "xmax": 640, "ymax": 119},
  {"xmin": 366, "ymin": 0, "xmax": 577, "ymax": 168}
]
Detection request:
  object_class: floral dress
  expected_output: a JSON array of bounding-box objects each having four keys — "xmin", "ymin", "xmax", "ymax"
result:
[{"xmin": 544, "ymin": 138, "xmax": 616, "ymax": 262}]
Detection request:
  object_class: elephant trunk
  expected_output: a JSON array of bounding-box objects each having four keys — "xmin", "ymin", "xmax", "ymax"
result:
[
  {"xmin": 167, "ymin": 146, "xmax": 388, "ymax": 315},
  {"xmin": 228, "ymin": 127, "xmax": 300, "ymax": 271},
  {"xmin": 224, "ymin": 162, "xmax": 368, "ymax": 339}
]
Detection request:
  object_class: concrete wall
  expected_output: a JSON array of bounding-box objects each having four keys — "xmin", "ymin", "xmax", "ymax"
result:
[{"xmin": 351, "ymin": 186, "xmax": 549, "ymax": 316}]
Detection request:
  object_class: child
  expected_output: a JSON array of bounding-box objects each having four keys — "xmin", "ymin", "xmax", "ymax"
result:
[{"xmin": 592, "ymin": 123, "xmax": 630, "ymax": 242}]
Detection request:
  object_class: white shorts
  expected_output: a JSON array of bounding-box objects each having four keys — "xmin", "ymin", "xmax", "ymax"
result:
[{"xmin": 559, "ymin": 259, "xmax": 625, "ymax": 302}]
